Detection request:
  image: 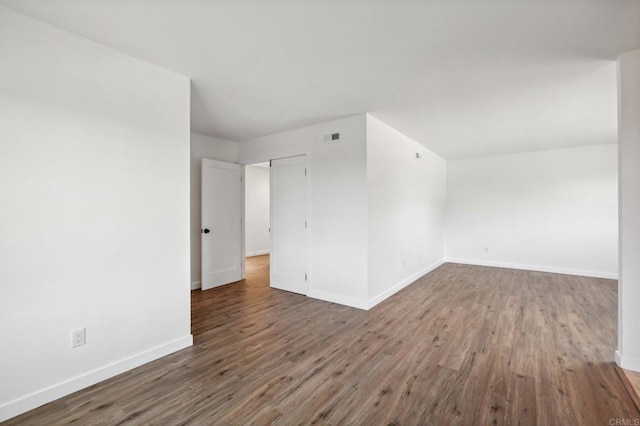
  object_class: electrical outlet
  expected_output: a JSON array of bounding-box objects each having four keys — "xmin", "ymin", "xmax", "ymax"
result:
[
  {"xmin": 72, "ymin": 328, "xmax": 86, "ymax": 348},
  {"xmin": 484, "ymin": 247, "xmax": 489, "ymax": 254}
]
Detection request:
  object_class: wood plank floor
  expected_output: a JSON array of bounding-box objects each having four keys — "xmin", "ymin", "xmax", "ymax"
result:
[
  {"xmin": 6, "ymin": 255, "xmax": 639, "ymax": 425},
  {"xmin": 619, "ymin": 368, "xmax": 640, "ymax": 412}
]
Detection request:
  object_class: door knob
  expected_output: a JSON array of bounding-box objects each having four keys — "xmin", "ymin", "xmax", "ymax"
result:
[{"xmin": 203, "ymin": 228, "xmax": 210, "ymax": 234}]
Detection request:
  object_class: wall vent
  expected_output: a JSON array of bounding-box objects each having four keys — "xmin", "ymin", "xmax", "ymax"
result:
[{"xmin": 322, "ymin": 132, "xmax": 340, "ymax": 143}]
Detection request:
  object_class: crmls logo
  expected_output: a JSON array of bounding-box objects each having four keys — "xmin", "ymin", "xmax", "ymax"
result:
[{"xmin": 610, "ymin": 419, "xmax": 640, "ymax": 426}]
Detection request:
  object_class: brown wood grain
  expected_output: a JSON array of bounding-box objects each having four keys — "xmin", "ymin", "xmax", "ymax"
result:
[
  {"xmin": 618, "ymin": 367, "xmax": 640, "ymax": 413},
  {"xmin": 5, "ymin": 256, "xmax": 639, "ymax": 425}
]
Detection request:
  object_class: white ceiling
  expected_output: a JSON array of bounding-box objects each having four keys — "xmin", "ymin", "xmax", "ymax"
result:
[{"xmin": 2, "ymin": 0, "xmax": 639, "ymax": 159}]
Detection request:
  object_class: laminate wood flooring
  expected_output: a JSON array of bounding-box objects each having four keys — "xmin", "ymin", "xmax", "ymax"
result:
[
  {"xmin": 619, "ymin": 368, "xmax": 640, "ymax": 412},
  {"xmin": 6, "ymin": 256, "xmax": 639, "ymax": 425}
]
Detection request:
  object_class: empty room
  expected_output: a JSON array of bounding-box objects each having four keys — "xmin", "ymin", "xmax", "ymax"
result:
[{"xmin": 2, "ymin": 1, "xmax": 640, "ymax": 424}]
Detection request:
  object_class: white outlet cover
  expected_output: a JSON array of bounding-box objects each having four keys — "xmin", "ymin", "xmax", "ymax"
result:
[{"xmin": 72, "ymin": 328, "xmax": 86, "ymax": 348}]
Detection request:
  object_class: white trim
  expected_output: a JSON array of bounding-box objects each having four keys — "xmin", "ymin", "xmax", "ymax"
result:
[
  {"xmin": 366, "ymin": 259, "xmax": 446, "ymax": 310},
  {"xmin": 616, "ymin": 350, "xmax": 640, "ymax": 372},
  {"xmin": 0, "ymin": 335, "xmax": 193, "ymax": 423},
  {"xmin": 246, "ymin": 250, "xmax": 270, "ymax": 257},
  {"xmin": 307, "ymin": 289, "xmax": 369, "ymax": 310},
  {"xmin": 445, "ymin": 257, "xmax": 618, "ymax": 280},
  {"xmin": 307, "ymin": 260, "xmax": 446, "ymax": 311},
  {"xmin": 241, "ymin": 166, "xmax": 246, "ymax": 280},
  {"xmin": 191, "ymin": 281, "xmax": 202, "ymax": 290}
]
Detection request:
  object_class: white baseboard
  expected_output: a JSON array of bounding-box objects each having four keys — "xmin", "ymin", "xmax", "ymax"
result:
[
  {"xmin": 191, "ymin": 281, "xmax": 201, "ymax": 290},
  {"xmin": 445, "ymin": 257, "xmax": 618, "ymax": 280},
  {"xmin": 307, "ymin": 289, "xmax": 369, "ymax": 310},
  {"xmin": 366, "ymin": 259, "xmax": 446, "ymax": 310},
  {"xmin": 307, "ymin": 260, "xmax": 446, "ymax": 311},
  {"xmin": 0, "ymin": 335, "xmax": 193, "ymax": 423},
  {"xmin": 246, "ymin": 250, "xmax": 269, "ymax": 257},
  {"xmin": 616, "ymin": 350, "xmax": 640, "ymax": 372}
]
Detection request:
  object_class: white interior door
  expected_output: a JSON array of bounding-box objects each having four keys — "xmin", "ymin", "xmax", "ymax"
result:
[
  {"xmin": 270, "ymin": 155, "xmax": 309, "ymax": 295},
  {"xmin": 201, "ymin": 159, "xmax": 242, "ymax": 290}
]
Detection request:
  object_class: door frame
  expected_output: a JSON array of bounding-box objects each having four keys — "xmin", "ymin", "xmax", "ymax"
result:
[{"xmin": 241, "ymin": 154, "xmax": 310, "ymax": 291}]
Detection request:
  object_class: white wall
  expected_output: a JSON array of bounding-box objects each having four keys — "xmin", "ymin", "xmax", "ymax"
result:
[
  {"xmin": 367, "ymin": 115, "xmax": 446, "ymax": 307},
  {"xmin": 245, "ymin": 164, "xmax": 270, "ymax": 257},
  {"xmin": 190, "ymin": 132, "xmax": 238, "ymax": 288},
  {"xmin": 617, "ymin": 49, "xmax": 640, "ymax": 372},
  {"xmin": 446, "ymin": 144, "xmax": 618, "ymax": 278},
  {"xmin": 238, "ymin": 114, "xmax": 369, "ymax": 307},
  {"xmin": 0, "ymin": 7, "xmax": 191, "ymax": 421}
]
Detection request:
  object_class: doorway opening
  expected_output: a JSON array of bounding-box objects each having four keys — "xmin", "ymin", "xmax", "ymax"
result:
[
  {"xmin": 244, "ymin": 162, "xmax": 271, "ymax": 287},
  {"xmin": 198, "ymin": 156, "xmax": 309, "ymax": 296}
]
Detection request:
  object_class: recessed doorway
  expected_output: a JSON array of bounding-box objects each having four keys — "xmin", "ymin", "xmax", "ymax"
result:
[{"xmin": 244, "ymin": 162, "xmax": 271, "ymax": 260}]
